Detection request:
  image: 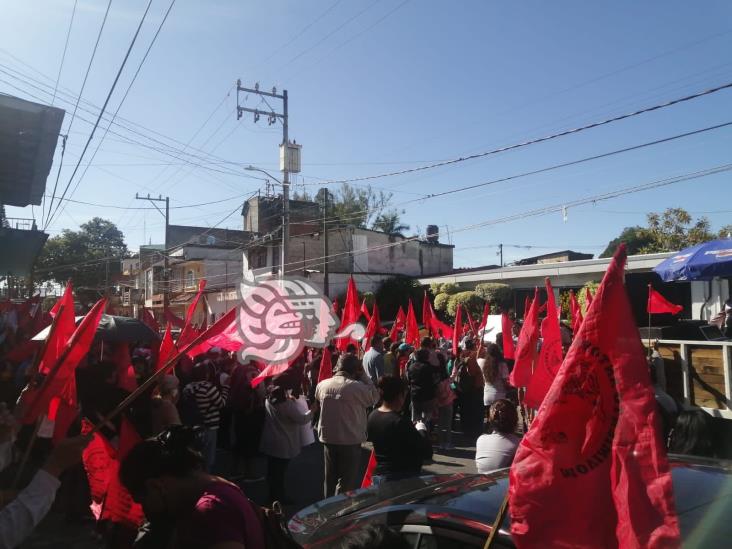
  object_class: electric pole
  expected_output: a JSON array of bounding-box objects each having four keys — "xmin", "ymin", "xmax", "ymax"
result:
[
  {"xmin": 136, "ymin": 193, "xmax": 169, "ymax": 311},
  {"xmin": 236, "ymin": 80, "xmax": 299, "ymax": 278},
  {"xmin": 322, "ymin": 188, "xmax": 329, "ymax": 296},
  {"xmin": 498, "ymin": 243, "xmax": 504, "ymax": 267}
]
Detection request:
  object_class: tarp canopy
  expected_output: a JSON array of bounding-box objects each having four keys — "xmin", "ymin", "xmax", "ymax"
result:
[{"xmin": 653, "ymin": 238, "xmax": 732, "ymax": 281}]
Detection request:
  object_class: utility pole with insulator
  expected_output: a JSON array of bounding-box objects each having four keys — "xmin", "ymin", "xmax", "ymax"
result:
[
  {"xmin": 136, "ymin": 193, "xmax": 169, "ymax": 312},
  {"xmin": 236, "ymin": 80, "xmax": 300, "ymax": 278},
  {"xmin": 322, "ymin": 188, "xmax": 329, "ymax": 296}
]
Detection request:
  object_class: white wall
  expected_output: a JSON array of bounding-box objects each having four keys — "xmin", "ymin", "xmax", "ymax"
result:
[{"xmin": 691, "ymin": 278, "xmax": 730, "ymax": 320}]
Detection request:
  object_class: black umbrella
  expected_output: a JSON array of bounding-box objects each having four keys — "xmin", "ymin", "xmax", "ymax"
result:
[{"xmin": 32, "ymin": 314, "xmax": 160, "ymax": 343}]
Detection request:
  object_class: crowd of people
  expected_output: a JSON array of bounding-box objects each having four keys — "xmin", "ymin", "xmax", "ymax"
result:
[{"xmin": 0, "ymin": 299, "xmax": 727, "ymax": 549}]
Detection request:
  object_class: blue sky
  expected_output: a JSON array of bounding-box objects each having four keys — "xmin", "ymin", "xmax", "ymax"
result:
[{"xmin": 2, "ymin": 0, "xmax": 731, "ymax": 266}]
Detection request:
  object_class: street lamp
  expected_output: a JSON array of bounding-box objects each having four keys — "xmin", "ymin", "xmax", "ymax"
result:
[{"xmin": 245, "ymin": 165, "xmax": 282, "ymax": 184}]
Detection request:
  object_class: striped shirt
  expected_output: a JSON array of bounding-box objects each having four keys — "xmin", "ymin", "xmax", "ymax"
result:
[{"xmin": 185, "ymin": 381, "xmax": 229, "ymax": 429}]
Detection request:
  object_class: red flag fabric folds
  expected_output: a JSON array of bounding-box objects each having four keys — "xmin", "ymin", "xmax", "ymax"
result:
[
  {"xmin": 422, "ymin": 292, "xmax": 434, "ymax": 337},
  {"xmin": 140, "ymin": 308, "xmax": 160, "ymax": 334},
  {"xmin": 163, "ymin": 308, "xmax": 185, "ymax": 329},
  {"xmin": 360, "ymin": 299, "xmax": 372, "ymax": 322},
  {"xmin": 405, "ymin": 299, "xmax": 420, "ymax": 348},
  {"xmin": 480, "ymin": 302, "xmax": 491, "ymax": 331},
  {"xmin": 337, "ymin": 277, "xmax": 361, "ymax": 351},
  {"xmin": 466, "ymin": 313, "xmax": 477, "ymax": 338},
  {"xmin": 155, "ymin": 323, "xmax": 176, "ymax": 373},
  {"xmin": 510, "ymin": 288, "xmax": 540, "ymax": 388},
  {"xmin": 389, "ymin": 306, "xmax": 406, "ymax": 341},
  {"xmin": 183, "ymin": 308, "xmax": 237, "ymax": 357},
  {"xmin": 524, "ymin": 279, "xmax": 562, "ymax": 409},
  {"xmin": 317, "ymin": 349, "xmax": 333, "ymax": 384},
  {"xmin": 452, "ymin": 304, "xmax": 463, "ymax": 357},
  {"xmin": 647, "ymin": 286, "xmax": 683, "ymax": 315},
  {"xmin": 509, "ymin": 245, "xmax": 680, "ymax": 549},
  {"xmin": 585, "ymin": 286, "xmax": 594, "ymax": 310},
  {"xmin": 23, "ymin": 298, "xmax": 106, "ymax": 424},
  {"xmin": 501, "ymin": 313, "xmax": 516, "ymax": 360},
  {"xmin": 361, "ymin": 449, "xmax": 378, "ymax": 488}
]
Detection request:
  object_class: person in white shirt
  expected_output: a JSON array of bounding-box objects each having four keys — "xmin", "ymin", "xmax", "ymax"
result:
[
  {"xmin": 479, "ymin": 343, "xmax": 510, "ymax": 407},
  {"xmin": 0, "ymin": 402, "xmax": 90, "ymax": 549},
  {"xmin": 475, "ymin": 399, "xmax": 521, "ymax": 473}
]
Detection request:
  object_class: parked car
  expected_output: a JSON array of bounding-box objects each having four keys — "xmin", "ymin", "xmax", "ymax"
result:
[{"xmin": 288, "ymin": 456, "xmax": 732, "ymax": 548}]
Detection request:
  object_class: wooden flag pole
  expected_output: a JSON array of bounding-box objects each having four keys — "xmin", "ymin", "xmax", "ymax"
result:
[
  {"xmin": 483, "ymin": 490, "xmax": 510, "ymax": 549},
  {"xmin": 89, "ymin": 312, "xmax": 232, "ymax": 435}
]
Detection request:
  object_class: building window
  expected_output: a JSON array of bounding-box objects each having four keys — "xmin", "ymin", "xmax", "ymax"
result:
[{"xmin": 186, "ymin": 269, "xmax": 195, "ymax": 288}]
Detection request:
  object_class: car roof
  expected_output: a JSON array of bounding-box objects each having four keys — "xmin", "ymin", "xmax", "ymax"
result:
[{"xmin": 289, "ymin": 456, "xmax": 732, "ymax": 547}]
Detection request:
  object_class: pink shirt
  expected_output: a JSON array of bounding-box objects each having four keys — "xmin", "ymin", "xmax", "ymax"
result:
[{"xmin": 174, "ymin": 480, "xmax": 264, "ymax": 549}]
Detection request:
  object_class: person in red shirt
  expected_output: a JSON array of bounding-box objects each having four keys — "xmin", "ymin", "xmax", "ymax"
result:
[{"xmin": 120, "ymin": 426, "xmax": 264, "ymax": 549}]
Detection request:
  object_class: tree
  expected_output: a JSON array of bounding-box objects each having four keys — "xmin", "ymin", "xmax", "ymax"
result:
[
  {"xmin": 599, "ymin": 226, "xmax": 654, "ymax": 258},
  {"xmin": 326, "ymin": 183, "xmax": 400, "ymax": 229},
  {"xmin": 718, "ymin": 225, "xmax": 732, "ymax": 239},
  {"xmin": 601, "ymin": 208, "xmax": 721, "ymax": 256},
  {"xmin": 446, "ymin": 291, "xmax": 484, "ymax": 319},
  {"xmin": 35, "ymin": 217, "xmax": 128, "ymax": 303},
  {"xmin": 374, "ymin": 275, "xmax": 423, "ymax": 319},
  {"xmin": 474, "ymin": 282, "xmax": 512, "ymax": 311},
  {"xmin": 372, "ymin": 209, "xmax": 410, "ymax": 235}
]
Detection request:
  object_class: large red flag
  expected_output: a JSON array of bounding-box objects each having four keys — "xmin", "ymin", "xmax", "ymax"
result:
[
  {"xmin": 570, "ymin": 289, "xmax": 583, "ymax": 333},
  {"xmin": 184, "ymin": 308, "xmax": 237, "ymax": 357},
  {"xmin": 389, "ymin": 306, "xmax": 406, "ymax": 341},
  {"xmin": 452, "ymin": 304, "xmax": 463, "ymax": 357},
  {"xmin": 585, "ymin": 286, "xmax": 594, "ymax": 311},
  {"xmin": 405, "ymin": 299, "xmax": 420, "ymax": 347},
  {"xmin": 479, "ymin": 302, "xmax": 491, "ymax": 330},
  {"xmin": 317, "ymin": 348, "xmax": 333, "ymax": 384},
  {"xmin": 430, "ymin": 316, "xmax": 453, "ymax": 340},
  {"xmin": 509, "ymin": 288, "xmax": 540, "ymax": 388},
  {"xmin": 501, "ymin": 313, "xmax": 516, "ymax": 360},
  {"xmin": 337, "ymin": 277, "xmax": 360, "ymax": 351},
  {"xmin": 49, "ymin": 281, "xmax": 73, "ymax": 319},
  {"xmin": 23, "ymin": 298, "xmax": 106, "ymax": 424},
  {"xmin": 524, "ymin": 279, "xmax": 562, "ymax": 409},
  {"xmin": 140, "ymin": 308, "xmax": 160, "ymax": 334},
  {"xmin": 524, "ymin": 295, "xmax": 530, "ymax": 319},
  {"xmin": 647, "ymin": 286, "xmax": 683, "ymax": 315},
  {"xmin": 163, "ymin": 308, "xmax": 185, "ymax": 329},
  {"xmin": 38, "ymin": 283, "xmax": 76, "ymax": 376},
  {"xmin": 509, "ymin": 245, "xmax": 680, "ymax": 548},
  {"xmin": 466, "ymin": 312, "xmax": 477, "ymax": 338},
  {"xmin": 155, "ymin": 323, "xmax": 176, "ymax": 373},
  {"xmin": 422, "ymin": 292, "xmax": 434, "ymax": 337},
  {"xmin": 360, "ymin": 299, "xmax": 372, "ymax": 322},
  {"xmin": 361, "ymin": 449, "xmax": 378, "ymax": 488},
  {"xmin": 363, "ymin": 307, "xmax": 379, "ymax": 351},
  {"xmin": 178, "ymin": 279, "xmax": 208, "ymax": 348}
]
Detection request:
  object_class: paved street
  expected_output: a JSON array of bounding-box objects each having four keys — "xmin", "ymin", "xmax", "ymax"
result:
[{"xmin": 22, "ymin": 429, "xmax": 479, "ymax": 548}]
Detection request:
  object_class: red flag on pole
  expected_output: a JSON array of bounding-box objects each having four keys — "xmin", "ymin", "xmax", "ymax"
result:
[
  {"xmin": 524, "ymin": 279, "xmax": 562, "ymax": 409},
  {"xmin": 337, "ymin": 277, "xmax": 360, "ymax": 351},
  {"xmin": 524, "ymin": 295, "xmax": 530, "ymax": 319},
  {"xmin": 361, "ymin": 449, "xmax": 378, "ymax": 488},
  {"xmin": 184, "ymin": 308, "xmax": 237, "ymax": 357},
  {"xmin": 466, "ymin": 312, "xmax": 478, "ymax": 338},
  {"xmin": 501, "ymin": 313, "xmax": 516, "ymax": 360},
  {"xmin": 569, "ymin": 289, "xmax": 583, "ymax": 333},
  {"xmin": 430, "ymin": 316, "xmax": 453, "ymax": 340},
  {"xmin": 509, "ymin": 288, "xmax": 540, "ymax": 388},
  {"xmin": 317, "ymin": 348, "xmax": 334, "ymax": 384},
  {"xmin": 178, "ymin": 279, "xmax": 207, "ymax": 347},
  {"xmin": 39, "ymin": 283, "xmax": 76, "ymax": 376},
  {"xmin": 332, "ymin": 297, "xmax": 340, "ymax": 317},
  {"xmin": 163, "ymin": 308, "xmax": 185, "ymax": 329},
  {"xmin": 647, "ymin": 286, "xmax": 683, "ymax": 315},
  {"xmin": 405, "ymin": 299, "xmax": 420, "ymax": 347},
  {"xmin": 509, "ymin": 245, "xmax": 680, "ymax": 548},
  {"xmin": 585, "ymin": 286, "xmax": 594, "ymax": 311},
  {"xmin": 49, "ymin": 281, "xmax": 73, "ymax": 319},
  {"xmin": 389, "ymin": 306, "xmax": 406, "ymax": 341},
  {"xmin": 422, "ymin": 292, "xmax": 434, "ymax": 336},
  {"xmin": 22, "ymin": 298, "xmax": 107, "ymax": 424},
  {"xmin": 480, "ymin": 302, "xmax": 491, "ymax": 331},
  {"xmin": 363, "ymin": 307, "xmax": 379, "ymax": 351},
  {"xmin": 452, "ymin": 304, "xmax": 463, "ymax": 357},
  {"xmin": 140, "ymin": 308, "xmax": 160, "ymax": 333},
  {"xmin": 360, "ymin": 299, "xmax": 372, "ymax": 322},
  {"xmin": 156, "ymin": 323, "xmax": 176, "ymax": 373}
]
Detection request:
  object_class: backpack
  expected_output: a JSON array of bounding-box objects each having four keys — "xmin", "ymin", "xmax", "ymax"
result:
[
  {"xmin": 455, "ymin": 359, "xmax": 476, "ymax": 394},
  {"xmin": 253, "ymin": 501, "xmax": 302, "ymax": 548},
  {"xmin": 179, "ymin": 385, "xmax": 205, "ymax": 426}
]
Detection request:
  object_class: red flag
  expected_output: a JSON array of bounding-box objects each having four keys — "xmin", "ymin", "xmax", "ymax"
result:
[
  {"xmin": 524, "ymin": 279, "xmax": 562, "ymax": 409},
  {"xmin": 252, "ymin": 362, "xmax": 293, "ymax": 388},
  {"xmin": 49, "ymin": 377, "xmax": 79, "ymax": 445},
  {"xmin": 509, "ymin": 245, "xmax": 680, "ymax": 548},
  {"xmin": 363, "ymin": 308, "xmax": 379, "ymax": 351},
  {"xmin": 452, "ymin": 304, "xmax": 463, "ymax": 357},
  {"xmin": 163, "ymin": 308, "xmax": 185, "ymax": 329},
  {"xmin": 501, "ymin": 313, "xmax": 516, "ymax": 360},
  {"xmin": 178, "ymin": 279, "xmax": 208, "ymax": 348},
  {"xmin": 140, "ymin": 308, "xmax": 160, "ymax": 333},
  {"xmin": 585, "ymin": 286, "xmax": 594, "ymax": 311},
  {"xmin": 156, "ymin": 323, "xmax": 176, "ymax": 373},
  {"xmin": 39, "ymin": 283, "xmax": 76, "ymax": 376},
  {"xmin": 317, "ymin": 349, "xmax": 333, "ymax": 384},
  {"xmin": 49, "ymin": 282, "xmax": 73, "ymax": 318},
  {"xmin": 361, "ymin": 449, "xmax": 378, "ymax": 488},
  {"xmin": 510, "ymin": 288, "xmax": 540, "ymax": 388},
  {"xmin": 524, "ymin": 296, "xmax": 531, "ymax": 319},
  {"xmin": 23, "ymin": 298, "xmax": 106, "ymax": 424},
  {"xmin": 480, "ymin": 302, "xmax": 491, "ymax": 330},
  {"xmin": 183, "ymin": 308, "xmax": 237, "ymax": 357},
  {"xmin": 110, "ymin": 343, "xmax": 137, "ymax": 393},
  {"xmin": 466, "ymin": 311, "xmax": 477, "ymax": 338},
  {"xmin": 337, "ymin": 277, "xmax": 360, "ymax": 351},
  {"xmin": 332, "ymin": 297, "xmax": 340, "ymax": 316},
  {"xmin": 570, "ymin": 289, "xmax": 583, "ymax": 333},
  {"xmin": 422, "ymin": 292, "xmax": 434, "ymax": 336},
  {"xmin": 647, "ymin": 286, "xmax": 683, "ymax": 315},
  {"xmin": 360, "ymin": 299, "xmax": 372, "ymax": 322},
  {"xmin": 430, "ymin": 316, "xmax": 453, "ymax": 340},
  {"xmin": 389, "ymin": 306, "xmax": 406, "ymax": 341},
  {"xmin": 405, "ymin": 299, "xmax": 420, "ymax": 348}
]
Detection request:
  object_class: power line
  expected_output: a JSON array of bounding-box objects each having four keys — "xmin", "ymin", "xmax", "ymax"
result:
[
  {"xmin": 45, "ymin": 0, "xmax": 114, "ymax": 224},
  {"xmin": 45, "ymin": 0, "xmax": 155, "ymax": 229},
  {"xmin": 52, "ymin": 0, "xmax": 178, "ymax": 227},
  {"xmin": 306, "ymin": 81, "xmax": 732, "ymax": 186},
  {"xmin": 51, "ymin": 0, "xmax": 78, "ymax": 105},
  {"xmin": 44, "ymin": 192, "xmax": 248, "ymax": 210}
]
